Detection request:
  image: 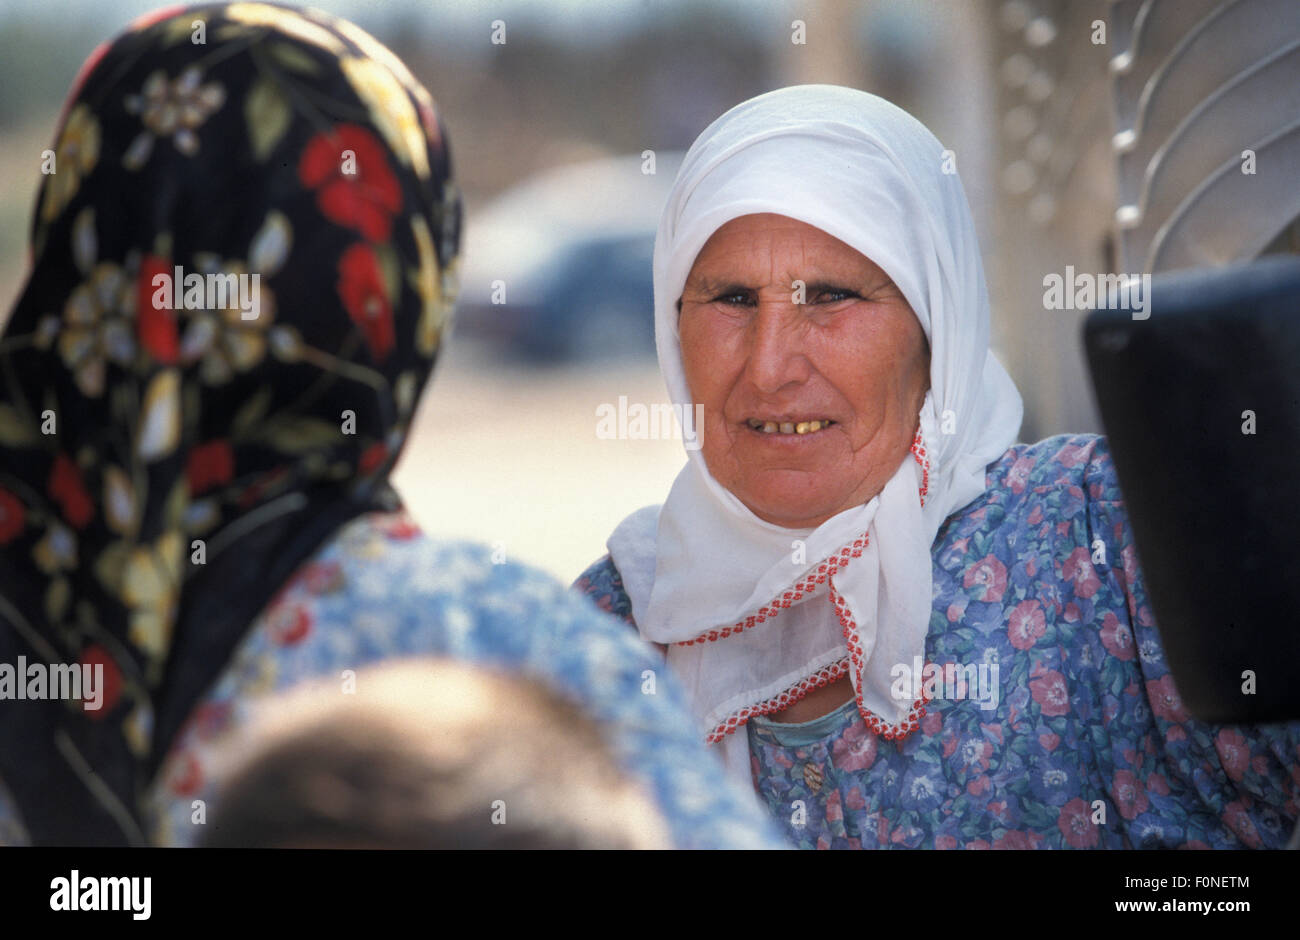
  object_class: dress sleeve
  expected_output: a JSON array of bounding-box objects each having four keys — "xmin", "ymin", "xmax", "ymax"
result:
[
  {"xmin": 572, "ymin": 554, "xmax": 637, "ymax": 628},
  {"xmin": 1076, "ymin": 438, "xmax": 1300, "ymax": 848}
]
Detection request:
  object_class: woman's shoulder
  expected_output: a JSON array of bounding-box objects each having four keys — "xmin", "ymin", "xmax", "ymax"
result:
[
  {"xmin": 988, "ymin": 432, "xmax": 1121, "ymax": 498},
  {"xmin": 278, "ymin": 510, "xmax": 646, "ymax": 657},
  {"xmin": 155, "ymin": 511, "xmax": 658, "ymax": 735},
  {"xmin": 148, "ymin": 511, "xmax": 784, "ymax": 850},
  {"xmin": 940, "ymin": 432, "xmax": 1131, "ymax": 563},
  {"xmin": 305, "ymin": 510, "xmax": 596, "ymax": 614}
]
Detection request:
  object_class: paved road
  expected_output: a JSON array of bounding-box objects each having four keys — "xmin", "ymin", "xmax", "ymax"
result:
[{"xmin": 393, "ymin": 337, "xmax": 684, "ymax": 584}]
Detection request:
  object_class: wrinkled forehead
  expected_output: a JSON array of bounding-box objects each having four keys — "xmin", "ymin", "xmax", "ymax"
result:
[
  {"xmin": 682, "ymin": 212, "xmax": 896, "ymax": 286},
  {"xmin": 660, "ymin": 131, "xmax": 937, "ymax": 342}
]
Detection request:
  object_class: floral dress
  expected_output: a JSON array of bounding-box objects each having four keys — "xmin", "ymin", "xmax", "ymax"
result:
[
  {"xmin": 0, "ymin": 510, "xmax": 788, "ymax": 849},
  {"xmin": 575, "ymin": 434, "xmax": 1300, "ymax": 849}
]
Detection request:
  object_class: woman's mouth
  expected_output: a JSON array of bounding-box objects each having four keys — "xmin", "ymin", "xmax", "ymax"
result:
[{"xmin": 746, "ymin": 418, "xmax": 837, "ymax": 436}]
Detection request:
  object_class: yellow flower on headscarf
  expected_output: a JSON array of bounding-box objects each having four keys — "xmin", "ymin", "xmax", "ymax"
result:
[
  {"xmin": 410, "ymin": 214, "xmax": 451, "ymax": 356},
  {"xmin": 123, "ymin": 703, "xmax": 153, "ymax": 758},
  {"xmin": 333, "ymin": 17, "xmax": 431, "ymax": 110},
  {"xmin": 223, "ymin": 2, "xmax": 344, "ymax": 52},
  {"xmin": 341, "ymin": 55, "xmax": 429, "ymax": 180},
  {"xmin": 40, "ymin": 104, "xmax": 100, "ymax": 222},
  {"xmin": 123, "ymin": 529, "xmax": 184, "ymax": 662}
]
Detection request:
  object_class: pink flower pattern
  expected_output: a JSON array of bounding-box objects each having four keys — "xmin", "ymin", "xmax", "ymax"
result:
[{"xmin": 575, "ymin": 434, "xmax": 1300, "ymax": 849}]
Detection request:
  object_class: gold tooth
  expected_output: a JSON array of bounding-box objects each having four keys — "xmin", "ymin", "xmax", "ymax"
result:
[{"xmin": 795, "ymin": 422, "xmax": 809, "ymax": 434}]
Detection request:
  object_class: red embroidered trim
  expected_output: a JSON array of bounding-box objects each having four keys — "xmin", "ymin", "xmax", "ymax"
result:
[
  {"xmin": 677, "ymin": 427, "xmax": 930, "ymax": 649},
  {"xmin": 674, "ymin": 536, "xmax": 870, "ymax": 647},
  {"xmin": 703, "ymin": 657, "xmax": 851, "ymax": 744},
  {"xmin": 911, "ymin": 427, "xmax": 930, "ymax": 508},
  {"xmin": 831, "ymin": 577, "xmax": 929, "ymax": 740},
  {"xmin": 691, "ymin": 423, "xmax": 933, "ymax": 743}
]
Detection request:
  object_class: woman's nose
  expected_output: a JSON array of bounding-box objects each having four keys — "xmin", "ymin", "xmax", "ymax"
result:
[{"xmin": 743, "ymin": 300, "xmax": 811, "ymax": 395}]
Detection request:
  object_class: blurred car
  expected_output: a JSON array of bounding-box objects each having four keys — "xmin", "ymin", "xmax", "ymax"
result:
[{"xmin": 455, "ymin": 151, "xmax": 683, "ymax": 363}]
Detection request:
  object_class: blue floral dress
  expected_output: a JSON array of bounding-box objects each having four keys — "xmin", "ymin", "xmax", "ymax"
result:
[
  {"xmin": 0, "ymin": 511, "xmax": 787, "ymax": 850},
  {"xmin": 575, "ymin": 434, "xmax": 1300, "ymax": 849}
]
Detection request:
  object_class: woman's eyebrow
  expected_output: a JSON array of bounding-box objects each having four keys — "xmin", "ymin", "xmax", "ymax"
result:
[
  {"xmin": 802, "ymin": 279, "xmax": 861, "ymax": 294},
  {"xmin": 806, "ymin": 273, "xmax": 898, "ymax": 293},
  {"xmin": 682, "ymin": 277, "xmax": 754, "ymax": 296},
  {"xmin": 683, "ymin": 275, "xmax": 892, "ymax": 298}
]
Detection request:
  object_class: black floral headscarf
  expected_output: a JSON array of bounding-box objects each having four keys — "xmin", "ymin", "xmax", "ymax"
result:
[{"xmin": 0, "ymin": 2, "xmax": 460, "ymax": 844}]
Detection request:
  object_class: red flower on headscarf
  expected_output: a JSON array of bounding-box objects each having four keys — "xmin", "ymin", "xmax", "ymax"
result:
[
  {"xmin": 78, "ymin": 644, "xmax": 123, "ymax": 719},
  {"xmin": 0, "ymin": 489, "xmax": 24, "ymax": 544},
  {"xmin": 358, "ymin": 441, "xmax": 388, "ymax": 475},
  {"xmin": 48, "ymin": 454, "xmax": 94, "ymax": 529},
  {"xmin": 298, "ymin": 124, "xmax": 401, "ymax": 242},
  {"xmin": 338, "ymin": 242, "xmax": 394, "ymax": 361},
  {"xmin": 137, "ymin": 254, "xmax": 180, "ymax": 363},
  {"xmin": 187, "ymin": 440, "xmax": 235, "ymax": 495}
]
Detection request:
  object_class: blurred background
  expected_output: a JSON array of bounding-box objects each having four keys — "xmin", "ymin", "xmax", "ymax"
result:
[{"xmin": 3, "ymin": 0, "xmax": 1297, "ymax": 581}]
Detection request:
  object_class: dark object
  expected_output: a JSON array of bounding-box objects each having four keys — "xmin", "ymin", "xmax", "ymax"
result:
[
  {"xmin": 516, "ymin": 233, "xmax": 656, "ymax": 362},
  {"xmin": 1083, "ymin": 256, "xmax": 1300, "ymax": 724},
  {"xmin": 459, "ymin": 232, "xmax": 657, "ymax": 363}
]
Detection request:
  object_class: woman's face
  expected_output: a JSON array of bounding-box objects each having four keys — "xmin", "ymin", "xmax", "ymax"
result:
[{"xmin": 679, "ymin": 213, "xmax": 930, "ymax": 530}]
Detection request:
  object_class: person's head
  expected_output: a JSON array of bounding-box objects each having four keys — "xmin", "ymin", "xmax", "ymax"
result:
[
  {"xmin": 656, "ymin": 84, "xmax": 1023, "ymax": 532},
  {"xmin": 679, "ymin": 212, "xmax": 929, "ymax": 529},
  {"xmin": 201, "ymin": 659, "xmax": 672, "ymax": 849},
  {"xmin": 0, "ymin": 2, "xmax": 460, "ymax": 844}
]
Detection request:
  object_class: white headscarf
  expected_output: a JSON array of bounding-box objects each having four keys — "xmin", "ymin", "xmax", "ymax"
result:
[{"xmin": 609, "ymin": 85, "xmax": 1023, "ymax": 789}]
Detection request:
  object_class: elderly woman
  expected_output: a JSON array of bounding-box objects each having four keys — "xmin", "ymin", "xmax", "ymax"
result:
[
  {"xmin": 576, "ymin": 85, "xmax": 1300, "ymax": 849},
  {"xmin": 0, "ymin": 2, "xmax": 782, "ymax": 849}
]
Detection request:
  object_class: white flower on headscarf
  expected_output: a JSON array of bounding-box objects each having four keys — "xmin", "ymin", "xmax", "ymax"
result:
[
  {"xmin": 40, "ymin": 209, "xmax": 137, "ymax": 398},
  {"xmin": 122, "ymin": 67, "xmax": 226, "ymax": 169}
]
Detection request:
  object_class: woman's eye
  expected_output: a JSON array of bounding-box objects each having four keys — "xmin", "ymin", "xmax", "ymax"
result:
[
  {"xmin": 713, "ymin": 291, "xmax": 754, "ymax": 306},
  {"xmin": 814, "ymin": 288, "xmax": 860, "ymax": 304}
]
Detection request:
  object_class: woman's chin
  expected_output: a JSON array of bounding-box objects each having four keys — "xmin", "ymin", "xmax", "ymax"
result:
[{"xmin": 732, "ymin": 484, "xmax": 852, "ymax": 531}]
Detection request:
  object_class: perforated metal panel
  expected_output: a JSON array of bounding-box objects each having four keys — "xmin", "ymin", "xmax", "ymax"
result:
[{"xmin": 987, "ymin": 0, "xmax": 1300, "ymax": 437}]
